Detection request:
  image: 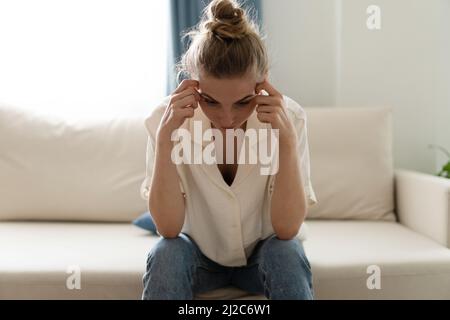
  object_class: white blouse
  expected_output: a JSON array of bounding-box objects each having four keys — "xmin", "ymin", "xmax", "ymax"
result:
[{"xmin": 140, "ymin": 94, "xmax": 318, "ymax": 267}]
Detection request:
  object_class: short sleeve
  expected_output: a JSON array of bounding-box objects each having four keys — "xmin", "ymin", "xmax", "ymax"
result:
[
  {"xmin": 295, "ymin": 113, "xmax": 318, "ymax": 207},
  {"xmin": 139, "ymin": 136, "xmax": 155, "ymax": 201},
  {"xmin": 281, "ymin": 94, "xmax": 318, "ymax": 208},
  {"xmin": 139, "ymin": 104, "xmax": 162, "ymax": 201},
  {"xmin": 139, "ymin": 98, "xmax": 186, "ymax": 201}
]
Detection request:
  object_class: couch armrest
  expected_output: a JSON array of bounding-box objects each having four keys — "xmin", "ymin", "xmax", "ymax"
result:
[{"xmin": 395, "ymin": 169, "xmax": 450, "ymax": 248}]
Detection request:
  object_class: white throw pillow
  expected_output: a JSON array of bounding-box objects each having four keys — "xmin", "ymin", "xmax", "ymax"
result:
[
  {"xmin": 304, "ymin": 106, "xmax": 396, "ymax": 221},
  {"xmin": 0, "ymin": 104, "xmax": 148, "ymax": 222}
]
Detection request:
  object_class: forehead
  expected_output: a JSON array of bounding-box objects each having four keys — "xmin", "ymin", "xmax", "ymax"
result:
[{"xmin": 198, "ymin": 73, "xmax": 257, "ymax": 99}]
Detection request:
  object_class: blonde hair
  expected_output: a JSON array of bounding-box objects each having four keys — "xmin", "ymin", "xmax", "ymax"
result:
[{"xmin": 176, "ymin": 0, "xmax": 269, "ymax": 82}]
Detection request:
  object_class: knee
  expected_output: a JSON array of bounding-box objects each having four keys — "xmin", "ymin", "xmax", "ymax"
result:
[
  {"xmin": 258, "ymin": 236, "xmax": 314, "ymax": 300},
  {"xmin": 142, "ymin": 235, "xmax": 197, "ymax": 299},
  {"xmin": 259, "ymin": 235, "xmax": 312, "ymax": 275},
  {"xmin": 146, "ymin": 234, "xmax": 197, "ymax": 272}
]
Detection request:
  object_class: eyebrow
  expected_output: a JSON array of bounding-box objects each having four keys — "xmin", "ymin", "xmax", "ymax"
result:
[{"xmin": 200, "ymin": 93, "xmax": 255, "ymax": 103}]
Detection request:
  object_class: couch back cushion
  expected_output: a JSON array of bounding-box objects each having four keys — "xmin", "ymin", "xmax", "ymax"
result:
[
  {"xmin": 305, "ymin": 106, "xmax": 396, "ymax": 221},
  {"xmin": 0, "ymin": 104, "xmax": 395, "ymax": 222},
  {"xmin": 0, "ymin": 105, "xmax": 148, "ymax": 222}
]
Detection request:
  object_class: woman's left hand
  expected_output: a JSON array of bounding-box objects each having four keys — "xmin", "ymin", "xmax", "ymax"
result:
[{"xmin": 253, "ymin": 79, "xmax": 297, "ymax": 149}]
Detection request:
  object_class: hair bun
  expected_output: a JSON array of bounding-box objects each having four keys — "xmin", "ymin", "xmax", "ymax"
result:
[{"xmin": 203, "ymin": 0, "xmax": 249, "ymax": 40}]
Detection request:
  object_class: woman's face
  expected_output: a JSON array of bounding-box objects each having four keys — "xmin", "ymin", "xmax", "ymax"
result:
[{"xmin": 197, "ymin": 72, "xmax": 261, "ymax": 131}]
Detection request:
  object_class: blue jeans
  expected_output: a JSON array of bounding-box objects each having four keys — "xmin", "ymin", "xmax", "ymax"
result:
[{"xmin": 141, "ymin": 233, "xmax": 314, "ymax": 300}]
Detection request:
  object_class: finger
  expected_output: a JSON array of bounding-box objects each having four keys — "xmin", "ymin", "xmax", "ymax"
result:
[
  {"xmin": 254, "ymin": 96, "xmax": 280, "ymax": 106},
  {"xmin": 256, "ymin": 112, "xmax": 275, "ymax": 123},
  {"xmin": 256, "ymin": 105, "xmax": 276, "ymax": 113},
  {"xmin": 255, "ymin": 79, "xmax": 281, "ymax": 97},
  {"xmin": 172, "ymin": 94, "xmax": 199, "ymax": 110},
  {"xmin": 176, "ymin": 107, "xmax": 195, "ymax": 118},
  {"xmin": 173, "ymin": 79, "xmax": 199, "ymax": 95},
  {"xmin": 172, "ymin": 88, "xmax": 201, "ymax": 105}
]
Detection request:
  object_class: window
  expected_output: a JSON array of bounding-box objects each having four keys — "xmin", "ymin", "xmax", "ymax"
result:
[{"xmin": 0, "ymin": 0, "xmax": 169, "ymax": 119}]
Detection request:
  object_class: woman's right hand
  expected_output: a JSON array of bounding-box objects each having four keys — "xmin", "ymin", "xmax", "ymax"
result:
[{"xmin": 156, "ymin": 79, "xmax": 201, "ymax": 143}]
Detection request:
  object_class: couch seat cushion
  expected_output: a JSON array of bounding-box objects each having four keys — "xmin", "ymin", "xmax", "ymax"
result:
[
  {"xmin": 1, "ymin": 220, "xmax": 449, "ymax": 299},
  {"xmin": 304, "ymin": 220, "xmax": 450, "ymax": 299}
]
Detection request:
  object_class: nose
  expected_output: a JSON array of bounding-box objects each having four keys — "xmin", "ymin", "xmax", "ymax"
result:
[{"xmin": 220, "ymin": 111, "xmax": 234, "ymax": 128}]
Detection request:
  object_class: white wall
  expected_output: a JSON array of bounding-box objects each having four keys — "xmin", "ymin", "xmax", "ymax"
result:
[
  {"xmin": 435, "ymin": 0, "xmax": 450, "ymax": 172},
  {"xmin": 262, "ymin": 0, "xmax": 450, "ymax": 174},
  {"xmin": 262, "ymin": 0, "xmax": 338, "ymax": 106}
]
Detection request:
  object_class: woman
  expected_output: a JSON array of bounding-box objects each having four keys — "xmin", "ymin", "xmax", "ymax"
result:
[{"xmin": 140, "ymin": 0, "xmax": 318, "ymax": 300}]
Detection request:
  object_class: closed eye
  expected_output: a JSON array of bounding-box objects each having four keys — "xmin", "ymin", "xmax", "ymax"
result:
[
  {"xmin": 203, "ymin": 99, "xmax": 251, "ymax": 106},
  {"xmin": 235, "ymin": 100, "xmax": 253, "ymax": 108},
  {"xmin": 205, "ymin": 100, "xmax": 218, "ymax": 105}
]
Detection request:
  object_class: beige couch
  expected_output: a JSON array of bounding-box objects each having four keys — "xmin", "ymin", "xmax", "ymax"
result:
[{"xmin": 0, "ymin": 103, "xmax": 449, "ymax": 299}]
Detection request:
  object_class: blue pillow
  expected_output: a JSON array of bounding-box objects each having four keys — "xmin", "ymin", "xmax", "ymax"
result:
[{"xmin": 132, "ymin": 212, "xmax": 158, "ymax": 235}]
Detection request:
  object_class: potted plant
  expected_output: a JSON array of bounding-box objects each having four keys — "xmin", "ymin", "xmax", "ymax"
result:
[{"xmin": 428, "ymin": 144, "xmax": 450, "ymax": 179}]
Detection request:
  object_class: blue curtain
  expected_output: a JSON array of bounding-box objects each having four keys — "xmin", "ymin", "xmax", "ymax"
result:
[{"xmin": 166, "ymin": 0, "xmax": 262, "ymax": 95}]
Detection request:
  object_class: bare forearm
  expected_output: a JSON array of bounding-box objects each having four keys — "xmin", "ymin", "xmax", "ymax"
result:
[
  {"xmin": 148, "ymin": 135, "xmax": 185, "ymax": 238},
  {"xmin": 270, "ymin": 146, "xmax": 307, "ymax": 240}
]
